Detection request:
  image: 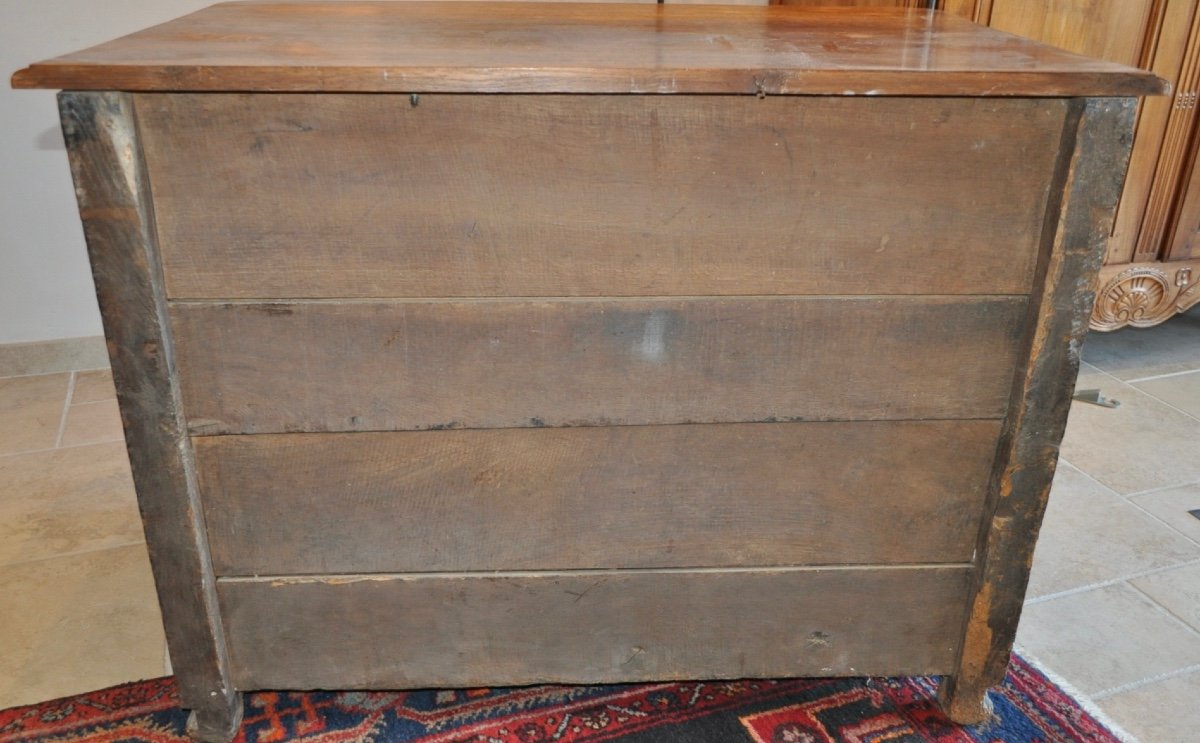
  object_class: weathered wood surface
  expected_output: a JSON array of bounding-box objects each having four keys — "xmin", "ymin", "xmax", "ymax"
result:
[
  {"xmin": 137, "ymin": 94, "xmax": 1063, "ymax": 299},
  {"xmin": 57, "ymin": 92, "xmax": 241, "ymax": 741},
  {"xmin": 197, "ymin": 420, "xmax": 1000, "ymax": 575},
  {"xmin": 11, "ymin": 3, "xmax": 1165, "ymax": 95},
  {"xmin": 218, "ymin": 567, "xmax": 973, "ymax": 689},
  {"xmin": 940, "ymin": 97, "xmax": 1139, "ymax": 723},
  {"xmin": 170, "ymin": 296, "xmax": 1027, "ymax": 435}
]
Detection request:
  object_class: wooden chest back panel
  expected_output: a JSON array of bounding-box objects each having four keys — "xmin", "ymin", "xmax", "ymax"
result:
[
  {"xmin": 136, "ymin": 94, "xmax": 1066, "ymax": 299},
  {"xmin": 170, "ymin": 296, "xmax": 1027, "ymax": 435},
  {"xmin": 27, "ymin": 0, "xmax": 1155, "ymax": 722},
  {"xmin": 196, "ymin": 420, "xmax": 1000, "ymax": 575},
  {"xmin": 217, "ymin": 566, "xmax": 973, "ymax": 689}
]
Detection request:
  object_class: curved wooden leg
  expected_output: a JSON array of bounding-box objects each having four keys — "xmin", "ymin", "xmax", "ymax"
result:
[
  {"xmin": 186, "ymin": 692, "xmax": 244, "ymax": 743},
  {"xmin": 938, "ymin": 675, "xmax": 993, "ymax": 726}
]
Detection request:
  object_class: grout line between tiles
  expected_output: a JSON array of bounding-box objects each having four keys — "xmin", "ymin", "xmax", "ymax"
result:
[
  {"xmin": 1125, "ymin": 580, "xmax": 1200, "ymax": 639},
  {"xmin": 1024, "ymin": 558, "xmax": 1200, "ymax": 605},
  {"xmin": 1056, "ymin": 459, "xmax": 1129, "ymax": 499},
  {"xmin": 1063, "ymin": 455, "xmax": 1200, "ymax": 514},
  {"xmin": 1124, "ymin": 477, "xmax": 1200, "ymax": 499},
  {"xmin": 1092, "ymin": 663, "xmax": 1200, "ymax": 700},
  {"xmin": 1126, "ymin": 496, "xmax": 1200, "ymax": 548},
  {"xmin": 1079, "ymin": 363, "xmax": 1127, "ymax": 386},
  {"xmin": 0, "ymin": 438, "xmax": 129, "ymax": 460},
  {"xmin": 53, "ymin": 372, "xmax": 77, "ymax": 449},
  {"xmin": 1014, "ymin": 646, "xmax": 1141, "ymax": 743},
  {"xmin": 1063, "ymin": 460, "xmax": 1200, "ymax": 547},
  {"xmin": 69, "ymin": 399, "xmax": 117, "ymax": 408},
  {"xmin": 1126, "ymin": 368, "xmax": 1200, "ymax": 384},
  {"xmin": 1077, "ymin": 362, "xmax": 1200, "ymax": 423},
  {"xmin": 1130, "ymin": 390, "xmax": 1200, "ymax": 425},
  {"xmin": 0, "ymin": 369, "xmax": 100, "ymax": 382},
  {"xmin": 0, "ymin": 540, "xmax": 147, "ymax": 571}
]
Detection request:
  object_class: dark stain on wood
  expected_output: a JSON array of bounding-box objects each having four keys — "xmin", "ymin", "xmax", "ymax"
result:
[
  {"xmin": 170, "ymin": 297, "xmax": 1028, "ymax": 434},
  {"xmin": 940, "ymin": 97, "xmax": 1139, "ymax": 723},
  {"xmin": 57, "ymin": 91, "xmax": 242, "ymax": 741},
  {"xmin": 216, "ymin": 567, "xmax": 973, "ymax": 690},
  {"xmin": 194, "ymin": 421, "xmax": 1001, "ymax": 575}
]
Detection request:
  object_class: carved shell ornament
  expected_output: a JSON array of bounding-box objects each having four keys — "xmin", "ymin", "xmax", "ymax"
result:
[
  {"xmin": 1178, "ymin": 270, "xmax": 1200, "ymax": 313},
  {"xmin": 1093, "ymin": 267, "xmax": 1172, "ymax": 331}
]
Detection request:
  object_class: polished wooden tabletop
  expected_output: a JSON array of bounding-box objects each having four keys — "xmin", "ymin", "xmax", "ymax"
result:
[{"xmin": 12, "ymin": 1, "xmax": 1166, "ymax": 96}]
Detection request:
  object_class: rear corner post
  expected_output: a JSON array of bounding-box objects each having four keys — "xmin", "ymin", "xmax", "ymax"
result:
[
  {"xmin": 939, "ymin": 96, "xmax": 1138, "ymax": 724},
  {"xmin": 58, "ymin": 90, "xmax": 243, "ymax": 741}
]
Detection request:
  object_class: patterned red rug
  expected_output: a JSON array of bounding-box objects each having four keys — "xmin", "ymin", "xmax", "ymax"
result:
[{"xmin": 0, "ymin": 656, "xmax": 1122, "ymax": 743}]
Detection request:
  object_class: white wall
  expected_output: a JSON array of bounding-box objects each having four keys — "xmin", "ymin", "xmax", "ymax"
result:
[{"xmin": 1, "ymin": 1, "xmax": 211, "ymax": 344}]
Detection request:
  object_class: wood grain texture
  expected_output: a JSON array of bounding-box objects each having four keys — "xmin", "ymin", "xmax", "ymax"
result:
[
  {"xmin": 57, "ymin": 92, "xmax": 241, "ymax": 741},
  {"xmin": 137, "ymin": 94, "xmax": 1062, "ymax": 299},
  {"xmin": 196, "ymin": 420, "xmax": 1001, "ymax": 575},
  {"xmin": 940, "ymin": 0, "xmax": 991, "ymax": 21},
  {"xmin": 1103, "ymin": 0, "xmax": 1188, "ymax": 266},
  {"xmin": 11, "ymin": 3, "xmax": 1165, "ymax": 96},
  {"xmin": 987, "ymin": 0, "xmax": 1160, "ymax": 68},
  {"xmin": 941, "ymin": 98, "xmax": 1138, "ymax": 723},
  {"xmin": 218, "ymin": 567, "xmax": 973, "ymax": 689},
  {"xmin": 170, "ymin": 296, "xmax": 1027, "ymax": 435},
  {"xmin": 777, "ymin": 0, "xmax": 929, "ymax": 6}
]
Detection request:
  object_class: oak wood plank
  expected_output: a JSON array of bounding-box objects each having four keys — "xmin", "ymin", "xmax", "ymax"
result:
[
  {"xmin": 57, "ymin": 92, "xmax": 241, "ymax": 741},
  {"xmin": 218, "ymin": 567, "xmax": 973, "ymax": 689},
  {"xmin": 11, "ymin": 3, "xmax": 1165, "ymax": 96},
  {"xmin": 138, "ymin": 94, "xmax": 1062, "ymax": 299},
  {"xmin": 197, "ymin": 420, "xmax": 1001, "ymax": 575},
  {"xmin": 941, "ymin": 98, "xmax": 1139, "ymax": 723},
  {"xmin": 170, "ymin": 296, "xmax": 1027, "ymax": 434}
]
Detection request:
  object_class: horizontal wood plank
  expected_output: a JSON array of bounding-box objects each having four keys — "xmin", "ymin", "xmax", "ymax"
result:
[
  {"xmin": 171, "ymin": 296, "xmax": 1027, "ymax": 434},
  {"xmin": 11, "ymin": 3, "xmax": 1165, "ymax": 95},
  {"xmin": 218, "ymin": 567, "xmax": 973, "ymax": 688},
  {"xmin": 137, "ymin": 94, "xmax": 1063, "ymax": 299},
  {"xmin": 197, "ymin": 420, "xmax": 1001, "ymax": 575}
]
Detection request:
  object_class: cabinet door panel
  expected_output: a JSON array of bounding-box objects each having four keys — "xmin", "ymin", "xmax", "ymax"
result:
[
  {"xmin": 1166, "ymin": 152, "xmax": 1200, "ymax": 261},
  {"xmin": 774, "ymin": 0, "xmax": 930, "ymax": 6},
  {"xmin": 987, "ymin": 0, "xmax": 1159, "ymax": 67},
  {"xmin": 984, "ymin": 0, "xmax": 1194, "ymax": 269}
]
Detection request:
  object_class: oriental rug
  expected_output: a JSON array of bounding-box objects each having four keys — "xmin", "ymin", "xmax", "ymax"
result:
[{"xmin": 0, "ymin": 655, "xmax": 1126, "ymax": 743}]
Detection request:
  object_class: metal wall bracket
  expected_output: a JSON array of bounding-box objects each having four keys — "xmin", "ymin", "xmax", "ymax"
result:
[{"xmin": 1073, "ymin": 389, "xmax": 1121, "ymax": 408}]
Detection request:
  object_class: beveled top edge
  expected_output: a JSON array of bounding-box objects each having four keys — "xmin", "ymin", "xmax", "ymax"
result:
[{"xmin": 12, "ymin": 2, "xmax": 1169, "ymax": 97}]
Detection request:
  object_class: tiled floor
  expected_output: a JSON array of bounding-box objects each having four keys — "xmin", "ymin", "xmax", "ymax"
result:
[
  {"xmin": 0, "ymin": 313, "xmax": 1198, "ymax": 741},
  {"xmin": 0, "ymin": 368, "xmax": 169, "ymax": 709},
  {"xmin": 1017, "ymin": 307, "xmax": 1200, "ymax": 742}
]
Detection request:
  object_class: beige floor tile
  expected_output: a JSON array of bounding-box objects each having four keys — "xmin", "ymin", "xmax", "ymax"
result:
[
  {"xmin": 1082, "ymin": 307, "xmax": 1200, "ymax": 381},
  {"xmin": 1131, "ymin": 483, "xmax": 1200, "ymax": 544},
  {"xmin": 0, "ymin": 442, "xmax": 143, "ymax": 566},
  {"xmin": 71, "ymin": 368, "xmax": 116, "ymax": 404},
  {"xmin": 1098, "ymin": 669, "xmax": 1200, "ymax": 743},
  {"xmin": 0, "ymin": 544, "xmax": 166, "ymax": 709},
  {"xmin": 1015, "ymin": 583, "xmax": 1200, "ymax": 695},
  {"xmin": 1135, "ymin": 370, "xmax": 1200, "ymax": 419},
  {"xmin": 0, "ymin": 373, "xmax": 69, "ymax": 455},
  {"xmin": 0, "ymin": 337, "xmax": 108, "ymax": 379},
  {"xmin": 1133, "ymin": 563, "xmax": 1200, "ymax": 634},
  {"xmin": 1060, "ymin": 369, "xmax": 1200, "ymax": 494},
  {"xmin": 60, "ymin": 399, "xmax": 125, "ymax": 448},
  {"xmin": 1027, "ymin": 464, "xmax": 1200, "ymax": 598}
]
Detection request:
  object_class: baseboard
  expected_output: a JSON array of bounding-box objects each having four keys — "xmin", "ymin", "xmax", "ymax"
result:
[{"xmin": 0, "ymin": 336, "xmax": 109, "ymax": 378}]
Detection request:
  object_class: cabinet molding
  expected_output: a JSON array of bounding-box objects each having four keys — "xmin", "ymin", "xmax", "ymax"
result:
[{"xmin": 1092, "ymin": 258, "xmax": 1200, "ymax": 329}]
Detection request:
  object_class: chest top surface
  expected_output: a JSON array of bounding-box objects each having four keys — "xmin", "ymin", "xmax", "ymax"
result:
[{"xmin": 12, "ymin": 1, "xmax": 1164, "ymax": 97}]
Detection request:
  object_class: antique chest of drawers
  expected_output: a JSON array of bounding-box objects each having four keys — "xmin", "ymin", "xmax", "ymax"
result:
[{"xmin": 13, "ymin": 3, "xmax": 1164, "ymax": 739}]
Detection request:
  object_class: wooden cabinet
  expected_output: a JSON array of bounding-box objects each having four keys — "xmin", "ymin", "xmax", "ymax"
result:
[
  {"xmin": 13, "ymin": 3, "xmax": 1161, "ymax": 741},
  {"xmin": 941, "ymin": 0, "xmax": 1200, "ymax": 329},
  {"xmin": 781, "ymin": 0, "xmax": 1200, "ymax": 328}
]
